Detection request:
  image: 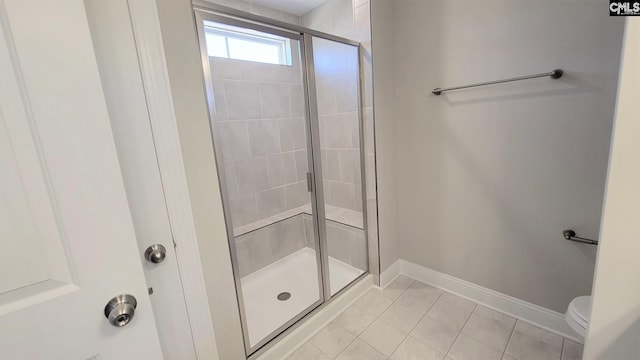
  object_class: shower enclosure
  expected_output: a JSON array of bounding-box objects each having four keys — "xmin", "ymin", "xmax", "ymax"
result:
[{"xmin": 194, "ymin": 3, "xmax": 370, "ymax": 355}]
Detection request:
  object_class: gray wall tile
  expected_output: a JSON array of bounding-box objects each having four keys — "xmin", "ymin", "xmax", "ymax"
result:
[
  {"xmin": 211, "ymin": 80, "xmax": 228, "ymax": 120},
  {"xmin": 340, "ymin": 149, "xmax": 362, "ymax": 184},
  {"xmin": 267, "ymin": 152, "xmax": 297, "ymax": 187},
  {"xmin": 219, "ymin": 121, "xmax": 251, "ymax": 160},
  {"xmin": 224, "ymin": 161, "xmax": 238, "ymax": 199},
  {"xmin": 323, "ymin": 150, "xmax": 341, "ymax": 182},
  {"xmin": 285, "ymin": 182, "xmax": 310, "ymax": 209},
  {"xmin": 224, "ymin": 81, "xmax": 262, "ymax": 120},
  {"xmin": 235, "ymin": 156, "xmax": 269, "ymax": 193},
  {"xmin": 294, "ymin": 150, "xmax": 309, "ymax": 181},
  {"xmin": 235, "ymin": 214, "xmax": 309, "ymax": 277},
  {"xmin": 257, "ymin": 187, "xmax": 286, "ymax": 218},
  {"xmin": 289, "ymin": 85, "xmax": 305, "ymax": 117},
  {"xmin": 247, "ymin": 120, "xmax": 267, "ymax": 156},
  {"xmin": 325, "ymin": 114, "xmax": 353, "ymax": 148},
  {"xmin": 279, "ymin": 118, "xmax": 306, "ymax": 151},
  {"xmin": 260, "ymin": 83, "xmax": 291, "ymax": 118},
  {"xmin": 330, "ymin": 181, "xmax": 357, "ymax": 211},
  {"xmin": 230, "ymin": 193, "xmax": 258, "ymax": 227}
]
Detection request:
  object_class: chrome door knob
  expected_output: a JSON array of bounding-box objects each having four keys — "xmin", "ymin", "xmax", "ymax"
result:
[
  {"xmin": 104, "ymin": 294, "xmax": 137, "ymax": 327},
  {"xmin": 144, "ymin": 244, "xmax": 167, "ymax": 264}
]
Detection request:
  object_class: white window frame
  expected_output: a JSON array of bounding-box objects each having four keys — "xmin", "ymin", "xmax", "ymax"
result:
[{"xmin": 204, "ymin": 22, "xmax": 292, "ymax": 66}]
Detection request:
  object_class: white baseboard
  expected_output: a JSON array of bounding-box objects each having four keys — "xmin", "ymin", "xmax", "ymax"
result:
[
  {"xmin": 256, "ymin": 274, "xmax": 373, "ymax": 360},
  {"xmin": 381, "ymin": 259, "xmax": 582, "ymax": 343},
  {"xmin": 380, "ymin": 259, "xmax": 401, "ymax": 288}
]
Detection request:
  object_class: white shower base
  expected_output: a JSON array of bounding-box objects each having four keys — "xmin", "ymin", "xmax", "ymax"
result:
[{"xmin": 241, "ymin": 247, "xmax": 364, "ymax": 347}]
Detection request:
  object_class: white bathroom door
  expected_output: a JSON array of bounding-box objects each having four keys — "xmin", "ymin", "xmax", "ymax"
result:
[{"xmin": 0, "ymin": 0, "xmax": 163, "ymax": 359}]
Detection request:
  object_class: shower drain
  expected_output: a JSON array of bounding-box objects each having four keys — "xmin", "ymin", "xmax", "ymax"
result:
[{"xmin": 277, "ymin": 292, "xmax": 291, "ymax": 301}]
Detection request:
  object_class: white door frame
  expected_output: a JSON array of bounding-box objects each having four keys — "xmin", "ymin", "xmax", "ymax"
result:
[{"xmin": 126, "ymin": 0, "xmax": 220, "ymax": 358}]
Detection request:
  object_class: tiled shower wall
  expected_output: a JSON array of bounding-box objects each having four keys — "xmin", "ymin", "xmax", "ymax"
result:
[
  {"xmin": 314, "ymin": 39, "xmax": 363, "ymax": 213},
  {"xmin": 236, "ymin": 213, "xmax": 367, "ymax": 277},
  {"xmin": 205, "ymin": 0, "xmax": 379, "ymax": 276},
  {"xmin": 235, "ymin": 215, "xmax": 307, "ymax": 277},
  {"xmin": 301, "ymin": 0, "xmax": 378, "ymax": 222},
  {"xmin": 303, "ymin": 0, "xmax": 378, "ymax": 271},
  {"xmin": 210, "ymin": 47, "xmax": 311, "ymax": 230},
  {"xmin": 303, "ymin": 215, "xmax": 367, "ymax": 270}
]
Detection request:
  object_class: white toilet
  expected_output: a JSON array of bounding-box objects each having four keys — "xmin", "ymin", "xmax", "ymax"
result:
[{"xmin": 565, "ymin": 295, "xmax": 591, "ymax": 337}]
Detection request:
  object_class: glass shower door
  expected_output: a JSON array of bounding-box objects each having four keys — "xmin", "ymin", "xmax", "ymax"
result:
[
  {"xmin": 308, "ymin": 36, "xmax": 368, "ymax": 296},
  {"xmin": 196, "ymin": 15, "xmax": 324, "ymax": 353}
]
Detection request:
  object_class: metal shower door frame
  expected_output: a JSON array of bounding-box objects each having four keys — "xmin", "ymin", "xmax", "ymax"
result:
[{"xmin": 192, "ymin": 3, "xmax": 371, "ymax": 356}]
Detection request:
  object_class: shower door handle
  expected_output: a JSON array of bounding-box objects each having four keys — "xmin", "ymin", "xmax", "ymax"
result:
[{"xmin": 306, "ymin": 172, "xmax": 313, "ymax": 192}]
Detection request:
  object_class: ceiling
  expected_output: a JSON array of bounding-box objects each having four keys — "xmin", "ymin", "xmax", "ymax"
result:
[{"xmin": 250, "ymin": 0, "xmax": 326, "ymax": 16}]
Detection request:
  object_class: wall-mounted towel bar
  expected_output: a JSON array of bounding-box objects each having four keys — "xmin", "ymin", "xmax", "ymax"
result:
[
  {"xmin": 563, "ymin": 229, "xmax": 598, "ymax": 245},
  {"xmin": 432, "ymin": 69, "xmax": 563, "ymax": 95}
]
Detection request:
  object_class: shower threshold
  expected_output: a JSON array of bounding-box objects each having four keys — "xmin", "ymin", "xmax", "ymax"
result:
[{"xmin": 240, "ymin": 247, "xmax": 364, "ymax": 347}]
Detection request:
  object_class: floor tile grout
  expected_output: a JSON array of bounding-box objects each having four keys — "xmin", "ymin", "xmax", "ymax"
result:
[
  {"xmin": 383, "ymin": 280, "xmax": 435, "ymax": 358},
  {"xmin": 379, "ymin": 279, "xmax": 451, "ymax": 359},
  {"xmin": 294, "ymin": 276, "xmax": 582, "ymax": 360},
  {"xmin": 330, "ymin": 315, "xmax": 361, "ymax": 360},
  {"xmin": 332, "ymin": 286, "xmax": 397, "ymax": 359},
  {"xmin": 502, "ymin": 318, "xmax": 518, "ymax": 360},
  {"xmin": 361, "ymin": 281, "xmax": 414, "ymax": 359},
  {"xmin": 350, "ymin": 279, "xmax": 424, "ymax": 359},
  {"xmin": 443, "ymin": 303, "xmax": 477, "ymax": 359},
  {"xmin": 421, "ymin": 295, "xmax": 466, "ymax": 333}
]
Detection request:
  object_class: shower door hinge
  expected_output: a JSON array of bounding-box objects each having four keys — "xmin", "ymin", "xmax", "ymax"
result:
[{"xmin": 306, "ymin": 172, "xmax": 313, "ymax": 192}]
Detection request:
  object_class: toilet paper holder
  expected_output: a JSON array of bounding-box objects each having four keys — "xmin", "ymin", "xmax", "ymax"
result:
[{"xmin": 563, "ymin": 229, "xmax": 598, "ymax": 245}]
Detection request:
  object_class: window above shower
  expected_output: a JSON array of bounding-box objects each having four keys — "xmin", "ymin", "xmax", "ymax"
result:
[{"xmin": 204, "ymin": 20, "xmax": 293, "ymax": 66}]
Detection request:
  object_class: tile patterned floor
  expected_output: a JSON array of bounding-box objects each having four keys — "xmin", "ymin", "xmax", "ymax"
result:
[{"xmin": 286, "ymin": 276, "xmax": 583, "ymax": 360}]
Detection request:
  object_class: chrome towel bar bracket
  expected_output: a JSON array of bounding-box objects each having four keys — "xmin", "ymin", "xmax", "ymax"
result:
[{"xmin": 432, "ymin": 69, "xmax": 563, "ymax": 95}]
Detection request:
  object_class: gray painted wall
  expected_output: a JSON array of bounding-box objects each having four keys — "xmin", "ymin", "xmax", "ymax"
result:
[{"xmin": 373, "ymin": 0, "xmax": 625, "ymax": 312}]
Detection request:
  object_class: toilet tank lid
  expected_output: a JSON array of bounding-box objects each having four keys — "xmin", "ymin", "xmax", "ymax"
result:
[{"xmin": 571, "ymin": 296, "xmax": 591, "ymax": 322}]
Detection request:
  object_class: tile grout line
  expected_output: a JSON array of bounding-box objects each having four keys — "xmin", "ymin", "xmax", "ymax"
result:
[
  {"xmin": 382, "ymin": 280, "xmax": 425, "ymax": 357},
  {"xmin": 404, "ymin": 275, "xmax": 578, "ymax": 359},
  {"xmin": 353, "ymin": 280, "xmax": 417, "ymax": 359},
  {"xmin": 332, "ymin": 328, "xmax": 358, "ymax": 360},
  {"xmin": 332, "ymin": 287, "xmax": 394, "ymax": 360},
  {"xmin": 380, "ymin": 279, "xmax": 486, "ymax": 359},
  {"xmin": 396, "ymin": 290, "xmax": 445, "ymax": 357},
  {"xmin": 416, "ymin": 293, "xmax": 469, "ymax": 339},
  {"xmin": 307, "ymin": 287, "xmax": 378, "ymax": 360},
  {"xmin": 296, "ymin": 276, "xmax": 581, "ymax": 360},
  {"xmin": 360, "ymin": 287, "xmax": 402, "ymax": 358},
  {"xmin": 502, "ymin": 318, "xmax": 518, "ymax": 360},
  {"xmin": 341, "ymin": 304, "xmax": 383, "ymax": 357},
  {"xmin": 400, "ymin": 281, "xmax": 439, "ymax": 333},
  {"xmin": 383, "ymin": 280, "xmax": 446, "ymax": 358},
  {"xmin": 443, "ymin": 302, "xmax": 478, "ymax": 359}
]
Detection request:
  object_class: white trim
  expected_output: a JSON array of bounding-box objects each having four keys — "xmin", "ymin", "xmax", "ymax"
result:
[
  {"xmin": 380, "ymin": 259, "xmax": 401, "ymax": 288},
  {"xmin": 127, "ymin": 1, "xmax": 219, "ymax": 359},
  {"xmin": 382, "ymin": 259, "xmax": 583, "ymax": 343},
  {"xmin": 256, "ymin": 275, "xmax": 373, "ymax": 360}
]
